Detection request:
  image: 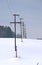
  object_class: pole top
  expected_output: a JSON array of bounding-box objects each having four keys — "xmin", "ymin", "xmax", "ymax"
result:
[{"xmin": 13, "ymin": 14, "xmax": 19, "ymax": 16}]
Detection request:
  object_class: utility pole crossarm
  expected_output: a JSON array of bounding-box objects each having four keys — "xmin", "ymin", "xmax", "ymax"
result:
[
  {"xmin": 10, "ymin": 22, "xmax": 23, "ymax": 24},
  {"xmin": 13, "ymin": 14, "xmax": 19, "ymax": 16}
]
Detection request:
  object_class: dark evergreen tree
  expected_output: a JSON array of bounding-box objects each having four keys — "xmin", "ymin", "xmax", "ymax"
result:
[{"xmin": 0, "ymin": 26, "xmax": 15, "ymax": 38}]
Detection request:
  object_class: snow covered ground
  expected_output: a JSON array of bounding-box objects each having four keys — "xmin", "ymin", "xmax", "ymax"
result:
[{"xmin": 0, "ymin": 38, "xmax": 42, "ymax": 65}]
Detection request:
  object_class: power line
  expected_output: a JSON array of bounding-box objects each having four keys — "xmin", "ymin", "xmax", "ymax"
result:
[{"xmin": 6, "ymin": 0, "xmax": 13, "ymax": 14}]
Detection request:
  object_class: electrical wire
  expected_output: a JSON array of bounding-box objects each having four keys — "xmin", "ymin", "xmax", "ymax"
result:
[{"xmin": 6, "ymin": 0, "xmax": 13, "ymax": 14}]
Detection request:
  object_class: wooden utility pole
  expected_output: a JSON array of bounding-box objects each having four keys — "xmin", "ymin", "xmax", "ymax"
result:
[
  {"xmin": 22, "ymin": 22, "xmax": 25, "ymax": 38},
  {"xmin": 20, "ymin": 18, "xmax": 23, "ymax": 42},
  {"xmin": 22, "ymin": 22, "xmax": 27, "ymax": 38},
  {"xmin": 10, "ymin": 14, "xmax": 19, "ymax": 57},
  {"xmin": 10, "ymin": 14, "xmax": 24, "ymax": 57}
]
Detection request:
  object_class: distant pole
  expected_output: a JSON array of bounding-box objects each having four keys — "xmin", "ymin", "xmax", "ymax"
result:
[
  {"xmin": 20, "ymin": 18, "xmax": 23, "ymax": 42},
  {"xmin": 23, "ymin": 22, "xmax": 24, "ymax": 38},
  {"xmin": 23, "ymin": 22, "xmax": 27, "ymax": 38}
]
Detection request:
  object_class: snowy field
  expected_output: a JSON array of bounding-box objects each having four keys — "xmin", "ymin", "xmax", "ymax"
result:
[{"xmin": 0, "ymin": 38, "xmax": 42, "ymax": 65}]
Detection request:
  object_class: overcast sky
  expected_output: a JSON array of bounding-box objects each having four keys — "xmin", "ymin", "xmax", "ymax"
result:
[{"xmin": 0, "ymin": 0, "xmax": 42, "ymax": 39}]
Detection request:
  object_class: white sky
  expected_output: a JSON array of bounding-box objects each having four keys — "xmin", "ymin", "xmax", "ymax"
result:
[{"xmin": 0, "ymin": 0, "xmax": 42, "ymax": 38}]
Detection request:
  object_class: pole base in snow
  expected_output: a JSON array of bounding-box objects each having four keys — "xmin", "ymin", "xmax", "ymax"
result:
[
  {"xmin": 21, "ymin": 39, "xmax": 23, "ymax": 42},
  {"xmin": 15, "ymin": 46, "xmax": 17, "ymax": 58}
]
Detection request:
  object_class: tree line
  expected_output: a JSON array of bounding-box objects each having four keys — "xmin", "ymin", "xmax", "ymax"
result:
[
  {"xmin": 0, "ymin": 26, "xmax": 14, "ymax": 38},
  {"xmin": 0, "ymin": 26, "xmax": 22, "ymax": 38}
]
